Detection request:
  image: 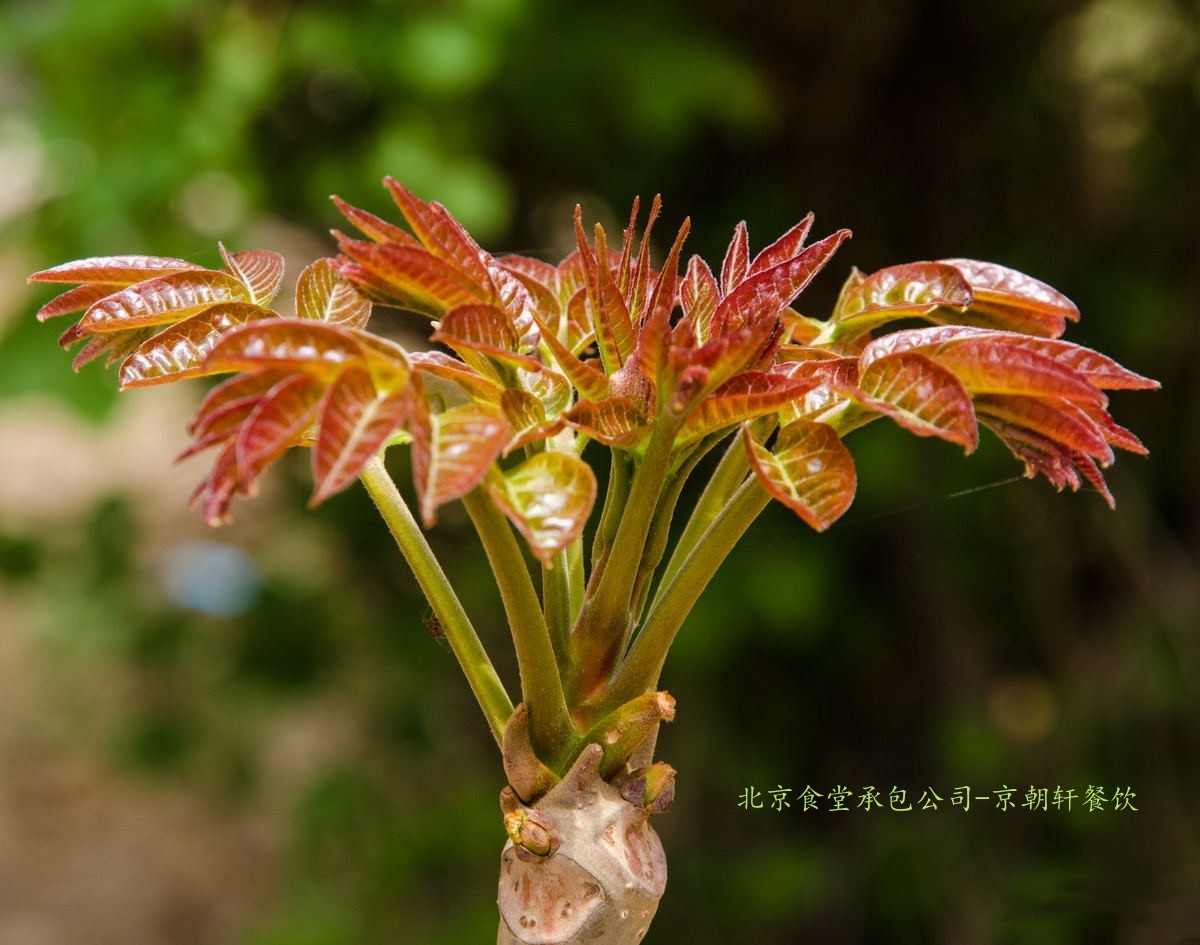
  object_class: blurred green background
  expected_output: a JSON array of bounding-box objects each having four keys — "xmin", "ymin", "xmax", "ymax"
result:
[{"xmin": 1, "ymin": 0, "xmax": 1198, "ymax": 942}]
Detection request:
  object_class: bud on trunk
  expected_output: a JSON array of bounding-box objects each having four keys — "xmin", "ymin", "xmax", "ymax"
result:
[{"xmin": 497, "ymin": 744, "xmax": 668, "ymax": 944}]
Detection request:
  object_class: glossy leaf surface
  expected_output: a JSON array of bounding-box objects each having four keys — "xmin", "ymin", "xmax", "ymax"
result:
[{"xmin": 488, "ymin": 452, "xmax": 597, "ymax": 563}]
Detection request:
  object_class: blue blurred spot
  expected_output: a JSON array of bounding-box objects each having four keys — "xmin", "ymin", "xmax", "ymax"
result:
[{"xmin": 160, "ymin": 540, "xmax": 260, "ymax": 617}]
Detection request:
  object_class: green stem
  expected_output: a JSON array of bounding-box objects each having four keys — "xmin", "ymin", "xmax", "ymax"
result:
[
  {"xmin": 599, "ymin": 477, "xmax": 770, "ymax": 713},
  {"xmin": 460, "ymin": 488, "xmax": 574, "ymax": 754},
  {"xmin": 571, "ymin": 422, "xmax": 678, "ymax": 697},
  {"xmin": 628, "ymin": 432, "xmax": 725, "ymax": 628},
  {"xmin": 542, "ymin": 550, "xmax": 571, "ymax": 669},
  {"xmin": 360, "ymin": 457, "xmax": 513, "ymax": 746},
  {"xmin": 650, "ymin": 432, "xmax": 749, "ymax": 613},
  {"xmin": 589, "ymin": 448, "xmax": 631, "ymax": 576}
]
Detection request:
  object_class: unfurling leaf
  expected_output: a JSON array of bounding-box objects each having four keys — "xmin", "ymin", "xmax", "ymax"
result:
[
  {"xmin": 235, "ymin": 374, "xmax": 324, "ymax": 489},
  {"xmin": 487, "ymin": 451, "xmax": 597, "ymax": 563},
  {"xmin": 295, "ymin": 258, "xmax": 372, "ymax": 327},
  {"xmin": 744, "ymin": 419, "xmax": 857, "ymax": 530}
]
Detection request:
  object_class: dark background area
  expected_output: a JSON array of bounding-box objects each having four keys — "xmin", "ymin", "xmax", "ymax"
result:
[{"xmin": 0, "ymin": 1, "xmax": 1197, "ymax": 942}]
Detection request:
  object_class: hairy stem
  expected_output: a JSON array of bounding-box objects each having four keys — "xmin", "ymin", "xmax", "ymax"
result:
[
  {"xmin": 360, "ymin": 457, "xmax": 513, "ymax": 745},
  {"xmin": 600, "ymin": 477, "xmax": 770, "ymax": 712},
  {"xmin": 543, "ymin": 549, "xmax": 572, "ymax": 669},
  {"xmin": 461, "ymin": 488, "xmax": 575, "ymax": 755}
]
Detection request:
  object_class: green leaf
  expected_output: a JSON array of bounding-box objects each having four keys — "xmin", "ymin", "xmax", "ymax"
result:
[
  {"xmin": 119, "ymin": 302, "xmax": 273, "ymax": 388},
  {"xmin": 487, "ymin": 451, "xmax": 597, "ymax": 563},
  {"xmin": 743, "ymin": 419, "xmax": 857, "ymax": 531},
  {"xmin": 295, "ymin": 258, "xmax": 372, "ymax": 327}
]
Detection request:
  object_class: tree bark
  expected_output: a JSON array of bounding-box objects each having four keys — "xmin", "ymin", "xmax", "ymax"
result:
[{"xmin": 497, "ymin": 745, "xmax": 668, "ymax": 945}]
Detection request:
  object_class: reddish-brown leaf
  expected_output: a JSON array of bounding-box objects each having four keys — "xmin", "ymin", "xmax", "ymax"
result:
[
  {"xmin": 973, "ymin": 394, "xmax": 1112, "ymax": 464},
  {"xmin": 940, "ymin": 258, "xmax": 1079, "ymax": 338},
  {"xmin": 432, "ymin": 304, "xmax": 542, "ymax": 371},
  {"xmin": 748, "ymin": 214, "xmax": 815, "ymax": 276},
  {"xmin": 189, "ymin": 369, "xmax": 293, "ymax": 436},
  {"xmin": 205, "ymin": 319, "xmax": 368, "ymax": 378},
  {"xmin": 409, "ymin": 395, "xmax": 509, "ymax": 525},
  {"xmin": 562, "ymin": 396, "xmax": 647, "ymax": 449},
  {"xmin": 236, "ymin": 374, "xmax": 324, "ymax": 489},
  {"xmin": 295, "ymin": 258, "xmax": 372, "ymax": 327},
  {"xmin": 332, "ymin": 195, "xmax": 420, "ymax": 246},
  {"xmin": 311, "ymin": 365, "xmax": 409, "ymax": 505},
  {"xmin": 932, "ymin": 339, "xmax": 1108, "ymax": 406},
  {"xmin": 408, "ymin": 350, "xmax": 504, "ymax": 403},
  {"xmin": 338, "ymin": 240, "xmax": 482, "ymax": 315},
  {"xmin": 70, "ymin": 328, "xmax": 154, "ymax": 371},
  {"xmin": 119, "ymin": 302, "xmax": 272, "ymax": 388},
  {"xmin": 743, "ymin": 419, "xmax": 857, "ymax": 531},
  {"xmin": 831, "ymin": 262, "xmax": 974, "ymax": 337},
  {"xmin": 681, "ymin": 255, "xmax": 719, "ymax": 342},
  {"xmin": 978, "ymin": 414, "xmax": 1115, "ymax": 507},
  {"xmin": 711, "ymin": 228, "xmax": 851, "ymax": 338},
  {"xmin": 855, "ymin": 351, "xmax": 978, "ymax": 451},
  {"xmin": 28, "ymin": 255, "xmax": 202, "ymax": 285},
  {"xmin": 677, "ymin": 371, "xmax": 816, "ymax": 445},
  {"xmin": 720, "ymin": 221, "xmax": 750, "ymax": 295},
  {"xmin": 486, "ymin": 452, "xmax": 597, "ymax": 563},
  {"xmin": 80, "ymin": 270, "xmax": 251, "ymax": 333},
  {"xmin": 220, "ymin": 246, "xmax": 284, "ymax": 306},
  {"xmin": 384, "ymin": 178, "xmax": 495, "ymax": 291},
  {"xmin": 36, "ymin": 284, "xmax": 121, "ymax": 321}
]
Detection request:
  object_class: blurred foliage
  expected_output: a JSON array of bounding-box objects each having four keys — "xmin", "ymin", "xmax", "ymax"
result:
[{"xmin": 2, "ymin": 0, "xmax": 1198, "ymax": 943}]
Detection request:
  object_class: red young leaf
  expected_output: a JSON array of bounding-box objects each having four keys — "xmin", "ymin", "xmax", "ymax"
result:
[
  {"xmin": 676, "ymin": 371, "xmax": 816, "ymax": 445},
  {"xmin": 743, "ymin": 419, "xmax": 857, "ymax": 531},
  {"xmin": 205, "ymin": 319, "xmax": 368, "ymax": 378},
  {"xmin": 295, "ymin": 258, "xmax": 372, "ymax": 327},
  {"xmin": 486, "ymin": 451, "xmax": 597, "ymax": 563},
  {"xmin": 235, "ymin": 373, "xmax": 324, "ymax": 489},
  {"xmin": 71, "ymin": 327, "xmax": 155, "ymax": 372},
  {"xmin": 681, "ymin": 255, "xmax": 719, "ymax": 342},
  {"xmin": 855, "ymin": 351, "xmax": 978, "ymax": 451},
  {"xmin": 748, "ymin": 214, "xmax": 815, "ymax": 276},
  {"xmin": 80, "ymin": 270, "xmax": 251, "ymax": 333},
  {"xmin": 338, "ymin": 240, "xmax": 482, "ymax": 315},
  {"xmin": 831, "ymin": 262, "xmax": 974, "ymax": 337},
  {"xmin": 432, "ymin": 304, "xmax": 542, "ymax": 371},
  {"xmin": 940, "ymin": 258, "xmax": 1079, "ymax": 338},
  {"xmin": 311, "ymin": 365, "xmax": 409, "ymax": 505},
  {"xmin": 119, "ymin": 301, "xmax": 272, "ymax": 388},
  {"xmin": 409, "ymin": 396, "xmax": 509, "ymax": 526},
  {"xmin": 220, "ymin": 246, "xmax": 285, "ymax": 306},
  {"xmin": 562, "ymin": 396, "xmax": 647, "ymax": 449},
  {"xmin": 332, "ymin": 195, "xmax": 420, "ymax": 246},
  {"xmin": 408, "ymin": 350, "xmax": 504, "ymax": 402},
  {"xmin": 36, "ymin": 284, "xmax": 121, "ymax": 322},
  {"xmin": 930, "ymin": 339, "xmax": 1108, "ymax": 405},
  {"xmin": 978, "ymin": 414, "xmax": 1115, "ymax": 507},
  {"xmin": 973, "ymin": 394, "xmax": 1112, "ymax": 464},
  {"xmin": 711, "ymin": 228, "xmax": 851, "ymax": 338},
  {"xmin": 383, "ymin": 178, "xmax": 495, "ymax": 291},
  {"xmin": 189, "ymin": 369, "xmax": 294, "ymax": 436},
  {"xmin": 28, "ymin": 255, "xmax": 202, "ymax": 285},
  {"xmin": 720, "ymin": 221, "xmax": 750, "ymax": 295},
  {"xmin": 576, "ymin": 213, "xmax": 635, "ymax": 372}
]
